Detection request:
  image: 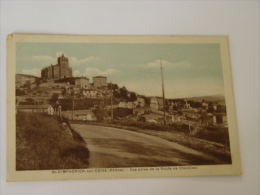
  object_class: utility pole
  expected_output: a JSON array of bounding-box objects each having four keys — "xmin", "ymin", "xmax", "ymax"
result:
[
  {"xmin": 188, "ymin": 120, "xmax": 191, "ymax": 134},
  {"xmin": 59, "ymin": 105, "xmax": 62, "ymax": 121},
  {"xmin": 160, "ymin": 58, "xmax": 166, "ymax": 125},
  {"xmin": 37, "ymin": 99, "xmax": 39, "ymax": 113},
  {"xmin": 72, "ymin": 97, "xmax": 74, "ymax": 121},
  {"xmin": 110, "ymin": 81, "xmax": 113, "ymax": 120}
]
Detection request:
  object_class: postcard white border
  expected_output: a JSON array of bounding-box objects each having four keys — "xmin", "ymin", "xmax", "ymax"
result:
[{"xmin": 6, "ymin": 34, "xmax": 241, "ymax": 182}]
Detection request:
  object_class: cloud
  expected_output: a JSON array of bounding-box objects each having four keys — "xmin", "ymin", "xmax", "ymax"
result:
[
  {"xmin": 22, "ymin": 68, "xmax": 41, "ymax": 77},
  {"xmin": 27, "ymin": 53, "xmax": 99, "ymax": 68},
  {"xmin": 26, "ymin": 55, "xmax": 56, "ymax": 68},
  {"xmin": 55, "ymin": 52, "xmax": 98, "ymax": 66},
  {"xmin": 54, "ymin": 52, "xmax": 98, "ymax": 67},
  {"xmin": 73, "ymin": 68, "xmax": 117, "ymax": 78},
  {"xmin": 144, "ymin": 59, "xmax": 192, "ymax": 68},
  {"xmin": 30, "ymin": 55, "xmax": 55, "ymax": 62},
  {"xmin": 70, "ymin": 56, "xmax": 98, "ymax": 66},
  {"xmin": 55, "ymin": 52, "xmax": 63, "ymax": 57}
]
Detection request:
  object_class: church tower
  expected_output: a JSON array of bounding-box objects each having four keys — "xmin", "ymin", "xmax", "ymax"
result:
[
  {"xmin": 41, "ymin": 53, "xmax": 72, "ymax": 79},
  {"xmin": 58, "ymin": 54, "xmax": 69, "ymax": 78}
]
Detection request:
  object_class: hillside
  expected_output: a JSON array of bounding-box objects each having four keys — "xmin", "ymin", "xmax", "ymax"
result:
[{"xmin": 16, "ymin": 112, "xmax": 89, "ymax": 170}]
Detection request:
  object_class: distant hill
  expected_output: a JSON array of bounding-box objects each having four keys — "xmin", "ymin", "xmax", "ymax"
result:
[
  {"xmin": 16, "ymin": 73, "xmax": 40, "ymax": 79},
  {"xmin": 186, "ymin": 95, "xmax": 226, "ymax": 105}
]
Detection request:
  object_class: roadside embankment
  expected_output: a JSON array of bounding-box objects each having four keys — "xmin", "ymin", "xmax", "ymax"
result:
[{"xmin": 16, "ymin": 112, "xmax": 89, "ymax": 170}]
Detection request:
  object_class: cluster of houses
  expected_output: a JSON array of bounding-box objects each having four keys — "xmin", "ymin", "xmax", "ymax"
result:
[
  {"xmin": 118, "ymin": 97, "xmax": 145, "ymax": 109},
  {"xmin": 54, "ymin": 76, "xmax": 110, "ymax": 98},
  {"xmin": 16, "ymin": 72, "xmax": 227, "ymax": 127},
  {"xmin": 16, "ymin": 97, "xmax": 227, "ymax": 128}
]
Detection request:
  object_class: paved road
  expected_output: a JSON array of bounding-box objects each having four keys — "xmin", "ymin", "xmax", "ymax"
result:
[{"xmin": 72, "ymin": 124, "xmax": 221, "ymax": 168}]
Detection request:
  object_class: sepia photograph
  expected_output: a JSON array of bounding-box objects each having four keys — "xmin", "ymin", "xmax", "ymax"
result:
[{"xmin": 6, "ymin": 34, "xmax": 241, "ymax": 182}]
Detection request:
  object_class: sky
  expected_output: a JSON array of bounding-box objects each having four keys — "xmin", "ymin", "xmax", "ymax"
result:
[{"xmin": 16, "ymin": 42, "xmax": 225, "ymax": 98}]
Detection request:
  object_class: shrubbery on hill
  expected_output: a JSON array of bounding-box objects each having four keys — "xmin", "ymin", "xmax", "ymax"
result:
[
  {"xmin": 58, "ymin": 98, "xmax": 106, "ymax": 111},
  {"xmin": 54, "ymin": 77, "xmax": 75, "ymax": 85}
]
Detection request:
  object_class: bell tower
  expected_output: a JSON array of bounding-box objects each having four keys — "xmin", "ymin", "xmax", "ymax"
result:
[{"xmin": 58, "ymin": 54, "xmax": 69, "ymax": 78}]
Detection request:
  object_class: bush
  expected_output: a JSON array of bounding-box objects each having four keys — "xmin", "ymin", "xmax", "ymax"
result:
[
  {"xmin": 57, "ymin": 98, "xmax": 108, "ymax": 111},
  {"xmin": 138, "ymin": 116, "xmax": 146, "ymax": 122},
  {"xmin": 113, "ymin": 108, "xmax": 133, "ymax": 118},
  {"xmin": 195, "ymin": 127, "xmax": 230, "ymax": 146},
  {"xmin": 92, "ymin": 106, "xmax": 109, "ymax": 121},
  {"xmin": 169, "ymin": 122, "xmax": 190, "ymax": 134}
]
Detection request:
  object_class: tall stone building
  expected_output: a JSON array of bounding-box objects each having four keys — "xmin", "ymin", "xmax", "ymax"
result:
[
  {"xmin": 93, "ymin": 76, "xmax": 107, "ymax": 88},
  {"xmin": 75, "ymin": 77, "xmax": 89, "ymax": 88},
  {"xmin": 41, "ymin": 54, "xmax": 72, "ymax": 79}
]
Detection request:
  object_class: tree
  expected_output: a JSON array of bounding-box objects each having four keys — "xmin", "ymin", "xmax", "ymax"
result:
[
  {"xmin": 129, "ymin": 92, "xmax": 137, "ymax": 102},
  {"xmin": 143, "ymin": 96, "xmax": 150, "ymax": 105},
  {"xmin": 178, "ymin": 110, "xmax": 183, "ymax": 115},
  {"xmin": 108, "ymin": 83, "xmax": 119, "ymax": 90},
  {"xmin": 24, "ymin": 80, "xmax": 31, "ymax": 90},
  {"xmin": 92, "ymin": 106, "xmax": 108, "ymax": 121},
  {"xmin": 70, "ymin": 89, "xmax": 74, "ymax": 97},
  {"xmin": 165, "ymin": 105, "xmax": 170, "ymax": 112},
  {"xmin": 50, "ymin": 93, "xmax": 59, "ymax": 104},
  {"xmin": 113, "ymin": 90, "xmax": 122, "ymax": 99},
  {"xmin": 16, "ymin": 89, "xmax": 25, "ymax": 96},
  {"xmin": 119, "ymin": 86, "xmax": 128, "ymax": 101},
  {"xmin": 25, "ymin": 98, "xmax": 35, "ymax": 104},
  {"xmin": 216, "ymin": 105, "xmax": 226, "ymax": 113},
  {"xmin": 62, "ymin": 87, "xmax": 67, "ymax": 97},
  {"xmin": 172, "ymin": 105, "xmax": 178, "ymax": 110},
  {"xmin": 207, "ymin": 106, "xmax": 215, "ymax": 113},
  {"xmin": 35, "ymin": 78, "xmax": 41, "ymax": 87}
]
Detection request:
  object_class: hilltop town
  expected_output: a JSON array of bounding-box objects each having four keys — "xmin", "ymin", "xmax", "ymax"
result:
[
  {"xmin": 16, "ymin": 54, "xmax": 228, "ymax": 133},
  {"xmin": 15, "ymin": 53, "xmax": 232, "ymax": 169}
]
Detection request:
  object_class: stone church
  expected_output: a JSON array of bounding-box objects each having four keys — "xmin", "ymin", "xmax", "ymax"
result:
[{"xmin": 41, "ymin": 54, "xmax": 72, "ymax": 79}]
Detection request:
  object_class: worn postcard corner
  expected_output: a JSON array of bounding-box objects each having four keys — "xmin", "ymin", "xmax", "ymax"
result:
[
  {"xmin": 6, "ymin": 34, "xmax": 241, "ymax": 182},
  {"xmin": 6, "ymin": 34, "xmax": 13, "ymax": 39}
]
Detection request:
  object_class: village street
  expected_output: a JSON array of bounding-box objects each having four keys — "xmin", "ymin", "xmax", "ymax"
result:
[{"xmin": 71, "ymin": 124, "xmax": 221, "ymax": 168}]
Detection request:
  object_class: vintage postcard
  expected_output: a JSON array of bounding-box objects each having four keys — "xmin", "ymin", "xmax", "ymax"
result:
[{"xmin": 6, "ymin": 34, "xmax": 241, "ymax": 182}]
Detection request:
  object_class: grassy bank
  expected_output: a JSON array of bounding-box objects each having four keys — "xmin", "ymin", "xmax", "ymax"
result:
[
  {"xmin": 72, "ymin": 119, "xmax": 231, "ymax": 164},
  {"xmin": 16, "ymin": 112, "xmax": 89, "ymax": 170}
]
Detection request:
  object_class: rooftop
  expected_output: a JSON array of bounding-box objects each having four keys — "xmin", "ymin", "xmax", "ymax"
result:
[
  {"xmin": 75, "ymin": 76, "xmax": 89, "ymax": 80},
  {"xmin": 93, "ymin": 76, "xmax": 107, "ymax": 78},
  {"xmin": 17, "ymin": 104, "xmax": 53, "ymax": 109}
]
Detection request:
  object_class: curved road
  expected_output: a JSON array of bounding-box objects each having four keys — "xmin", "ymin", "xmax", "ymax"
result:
[{"xmin": 72, "ymin": 124, "xmax": 222, "ymax": 168}]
